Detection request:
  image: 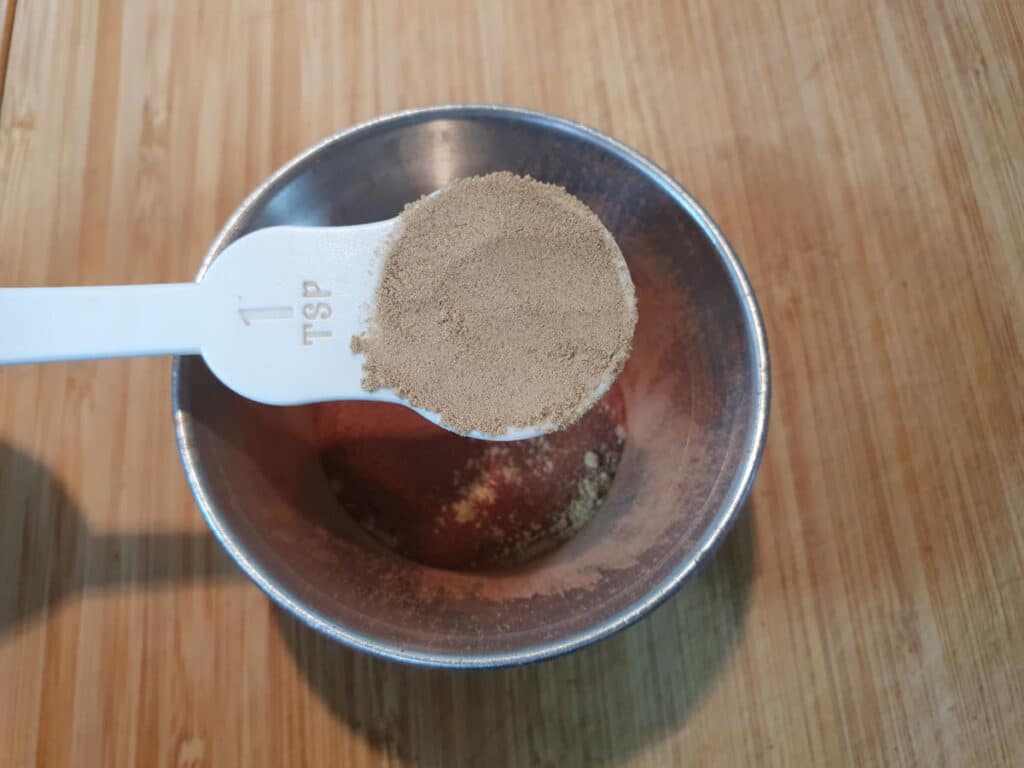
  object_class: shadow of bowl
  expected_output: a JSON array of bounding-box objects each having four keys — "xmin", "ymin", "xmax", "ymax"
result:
[{"xmin": 274, "ymin": 505, "xmax": 756, "ymax": 766}]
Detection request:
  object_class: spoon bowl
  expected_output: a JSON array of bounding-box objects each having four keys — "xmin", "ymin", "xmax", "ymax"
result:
[{"xmin": 193, "ymin": 218, "xmax": 575, "ymax": 441}]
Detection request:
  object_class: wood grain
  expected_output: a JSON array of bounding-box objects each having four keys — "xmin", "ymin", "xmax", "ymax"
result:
[{"xmin": 0, "ymin": 0, "xmax": 1020, "ymax": 765}]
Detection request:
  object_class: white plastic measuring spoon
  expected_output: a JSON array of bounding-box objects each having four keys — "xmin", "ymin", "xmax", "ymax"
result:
[{"xmin": 0, "ymin": 220, "xmax": 594, "ymax": 441}]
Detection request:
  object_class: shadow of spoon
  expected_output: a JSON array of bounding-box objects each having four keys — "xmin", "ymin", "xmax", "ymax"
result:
[{"xmin": 0, "ymin": 438, "xmax": 243, "ymax": 641}]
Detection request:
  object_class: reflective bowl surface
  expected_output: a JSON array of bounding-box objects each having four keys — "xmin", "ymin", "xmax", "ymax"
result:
[{"xmin": 173, "ymin": 105, "xmax": 769, "ymax": 668}]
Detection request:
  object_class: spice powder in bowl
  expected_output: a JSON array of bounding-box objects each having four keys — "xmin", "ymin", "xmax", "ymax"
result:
[{"xmin": 353, "ymin": 172, "xmax": 638, "ymax": 436}]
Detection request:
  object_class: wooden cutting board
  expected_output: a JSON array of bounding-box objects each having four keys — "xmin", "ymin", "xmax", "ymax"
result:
[{"xmin": 0, "ymin": 1, "xmax": 1020, "ymax": 765}]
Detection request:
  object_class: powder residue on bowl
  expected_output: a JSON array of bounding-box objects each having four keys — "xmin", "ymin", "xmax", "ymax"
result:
[
  {"xmin": 314, "ymin": 384, "xmax": 628, "ymax": 570},
  {"xmin": 353, "ymin": 172, "xmax": 637, "ymax": 435}
]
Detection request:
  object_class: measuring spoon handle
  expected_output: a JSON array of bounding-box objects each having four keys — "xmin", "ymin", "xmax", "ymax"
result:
[{"xmin": 0, "ymin": 283, "xmax": 204, "ymax": 364}]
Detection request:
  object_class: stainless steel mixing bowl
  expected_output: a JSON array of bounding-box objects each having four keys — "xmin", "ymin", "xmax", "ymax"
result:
[{"xmin": 173, "ymin": 105, "xmax": 769, "ymax": 668}]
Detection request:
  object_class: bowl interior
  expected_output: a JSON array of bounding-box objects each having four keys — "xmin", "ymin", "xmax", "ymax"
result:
[{"xmin": 174, "ymin": 108, "xmax": 766, "ymax": 665}]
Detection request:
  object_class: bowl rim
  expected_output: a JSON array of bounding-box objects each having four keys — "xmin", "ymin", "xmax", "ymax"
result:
[{"xmin": 172, "ymin": 104, "xmax": 770, "ymax": 669}]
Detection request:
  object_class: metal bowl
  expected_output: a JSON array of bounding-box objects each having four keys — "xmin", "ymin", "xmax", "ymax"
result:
[{"xmin": 173, "ymin": 106, "xmax": 769, "ymax": 668}]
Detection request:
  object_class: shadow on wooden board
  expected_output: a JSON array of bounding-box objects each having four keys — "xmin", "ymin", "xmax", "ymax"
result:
[
  {"xmin": 277, "ymin": 502, "xmax": 756, "ymax": 767},
  {"xmin": 0, "ymin": 439, "xmax": 242, "ymax": 639}
]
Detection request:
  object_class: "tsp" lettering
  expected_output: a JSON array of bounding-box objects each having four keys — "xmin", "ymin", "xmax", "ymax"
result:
[{"xmin": 302, "ymin": 280, "xmax": 332, "ymax": 345}]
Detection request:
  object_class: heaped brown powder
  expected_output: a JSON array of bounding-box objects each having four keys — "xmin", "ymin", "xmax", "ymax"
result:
[{"xmin": 355, "ymin": 172, "xmax": 637, "ymax": 435}]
